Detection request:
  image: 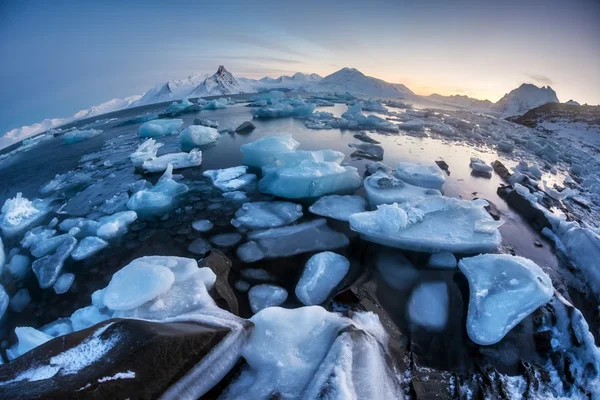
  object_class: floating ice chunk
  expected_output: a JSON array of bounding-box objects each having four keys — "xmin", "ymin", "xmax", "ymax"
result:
[
  {"xmin": 308, "ymin": 195, "xmax": 367, "ymax": 221},
  {"xmin": 559, "ymin": 227, "xmax": 600, "ymax": 292},
  {"xmin": 138, "ymin": 119, "xmax": 183, "ymax": 138},
  {"xmin": 241, "ymin": 268, "xmax": 274, "ymax": 281},
  {"xmin": 364, "ymin": 171, "xmax": 441, "ymax": 206},
  {"xmin": 191, "ymin": 219, "xmax": 213, "ymax": 232},
  {"xmin": 1, "ymin": 193, "xmax": 49, "ymax": 237},
  {"xmin": 365, "ymin": 161, "xmax": 393, "ymax": 176},
  {"xmin": 6, "ymin": 254, "xmax": 30, "ymax": 279},
  {"xmin": 251, "ymin": 97, "xmax": 316, "ymax": 119},
  {"xmin": 141, "ymin": 149, "xmax": 202, "ymax": 173},
  {"xmin": 222, "ymin": 191, "xmax": 248, "ymax": 201},
  {"xmin": 247, "ymin": 219, "xmax": 349, "ymax": 259},
  {"xmin": 53, "ymin": 273, "xmax": 75, "ymax": 294},
  {"xmin": 231, "ymin": 201, "xmax": 303, "ymax": 229},
  {"xmin": 259, "ymin": 160, "xmax": 361, "ymax": 199},
  {"xmin": 399, "ymin": 119, "xmax": 425, "ymax": 131},
  {"xmin": 202, "ymin": 166, "xmax": 256, "ymax": 191},
  {"xmin": 210, "ymin": 233, "xmax": 242, "ymax": 247},
  {"xmin": 103, "ymin": 258, "xmax": 175, "ymax": 311},
  {"xmin": 202, "ymin": 98, "xmax": 228, "ymax": 110},
  {"xmin": 248, "ymin": 284, "xmax": 288, "ymax": 313},
  {"xmin": 27, "ymin": 233, "xmax": 74, "ymax": 258},
  {"xmin": 163, "ymin": 98, "xmax": 199, "ymax": 116},
  {"xmin": 271, "ymin": 149, "xmax": 345, "ymax": 166},
  {"xmin": 187, "ymin": 238, "xmax": 211, "ymax": 256},
  {"xmin": 127, "ymin": 164, "xmax": 189, "ymax": 215},
  {"xmin": 130, "ymin": 138, "xmax": 163, "ymax": 167},
  {"xmin": 193, "ymin": 118, "xmax": 218, "ymax": 128},
  {"xmin": 340, "ymin": 103, "xmax": 399, "ymax": 132},
  {"xmin": 240, "ymin": 135, "xmax": 299, "ymax": 168},
  {"xmin": 40, "ymin": 318, "xmax": 73, "ymax": 338},
  {"xmin": 470, "ymin": 157, "xmax": 493, "ymax": 173},
  {"xmin": 376, "ymin": 250, "xmax": 418, "ymax": 290},
  {"xmin": 349, "ymin": 197, "xmax": 502, "ymax": 253},
  {"xmin": 408, "ymin": 282, "xmax": 449, "ymax": 331},
  {"xmin": 63, "ymin": 129, "xmax": 102, "ymax": 144},
  {"xmin": 234, "ymin": 280, "xmax": 250, "ymax": 292},
  {"xmin": 10, "ymin": 288, "xmax": 31, "ymax": 312},
  {"xmin": 0, "ymin": 285, "xmax": 8, "ymax": 319},
  {"xmin": 295, "ymin": 252, "xmax": 349, "ymax": 305},
  {"xmin": 395, "ymin": 162, "xmax": 446, "ymax": 190},
  {"xmin": 428, "ymin": 252, "xmax": 457, "ymax": 269},
  {"xmin": 236, "ymin": 241, "xmax": 265, "ymax": 263},
  {"xmin": 70, "ymin": 305, "xmax": 111, "ymax": 332},
  {"xmin": 458, "ymin": 254, "xmax": 554, "ymax": 345},
  {"xmin": 7, "ymin": 327, "xmax": 53, "ymax": 360},
  {"xmin": 0, "ymin": 236, "xmax": 4, "ymax": 273},
  {"xmin": 39, "ymin": 171, "xmax": 93, "ymax": 195},
  {"xmin": 32, "ymin": 236, "xmax": 77, "ymax": 289},
  {"xmin": 96, "ymin": 211, "xmax": 137, "ymax": 239},
  {"xmin": 179, "ymin": 125, "xmax": 219, "ymax": 149}
]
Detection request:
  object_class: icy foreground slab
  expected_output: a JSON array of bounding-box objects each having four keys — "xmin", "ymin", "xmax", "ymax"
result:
[
  {"xmin": 179, "ymin": 125, "xmax": 219, "ymax": 149},
  {"xmin": 408, "ymin": 281, "xmax": 449, "ymax": 331},
  {"xmin": 247, "ymin": 219, "xmax": 349, "ymax": 260},
  {"xmin": 127, "ymin": 164, "xmax": 188, "ymax": 215},
  {"xmin": 248, "ymin": 284, "xmax": 288, "ymax": 313},
  {"xmin": 202, "ymin": 166, "xmax": 256, "ymax": 192},
  {"xmin": 308, "ymin": 194, "xmax": 367, "ymax": 221},
  {"xmin": 71, "ymin": 236, "xmax": 108, "ymax": 261},
  {"xmin": 349, "ymin": 198, "xmax": 503, "ymax": 253},
  {"xmin": 365, "ymin": 171, "xmax": 441, "ymax": 206},
  {"xmin": 138, "ymin": 119, "xmax": 183, "ymax": 138},
  {"xmin": 395, "ymin": 162, "xmax": 446, "ymax": 190},
  {"xmin": 221, "ymin": 306, "xmax": 403, "ymax": 399},
  {"xmin": 130, "ymin": 138, "xmax": 163, "ymax": 167},
  {"xmin": 231, "ymin": 201, "xmax": 302, "ymax": 229},
  {"xmin": 295, "ymin": 252, "xmax": 349, "ymax": 305},
  {"xmin": 1, "ymin": 193, "xmax": 49, "ymax": 237},
  {"xmin": 96, "ymin": 211, "xmax": 137, "ymax": 239},
  {"xmin": 141, "ymin": 149, "xmax": 202, "ymax": 173},
  {"xmin": 458, "ymin": 254, "xmax": 554, "ymax": 345},
  {"xmin": 240, "ymin": 135, "xmax": 299, "ymax": 168}
]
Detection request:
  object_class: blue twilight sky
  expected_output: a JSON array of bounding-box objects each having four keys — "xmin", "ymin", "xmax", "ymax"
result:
[{"xmin": 0, "ymin": 0, "xmax": 599, "ymax": 136}]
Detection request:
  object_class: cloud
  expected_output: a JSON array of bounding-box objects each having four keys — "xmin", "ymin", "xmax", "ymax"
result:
[
  {"xmin": 210, "ymin": 55, "xmax": 304, "ymax": 65},
  {"xmin": 527, "ymin": 74, "xmax": 553, "ymax": 86}
]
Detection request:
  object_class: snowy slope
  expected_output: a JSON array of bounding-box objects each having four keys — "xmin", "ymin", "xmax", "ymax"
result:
[
  {"xmin": 132, "ymin": 73, "xmax": 208, "ymax": 107},
  {"xmin": 425, "ymin": 94, "xmax": 494, "ymax": 111},
  {"xmin": 1, "ymin": 95, "xmax": 141, "ymax": 150},
  {"xmin": 188, "ymin": 66, "xmax": 248, "ymax": 97},
  {"xmin": 316, "ymin": 67, "xmax": 414, "ymax": 98},
  {"xmin": 493, "ymin": 83, "xmax": 559, "ymax": 116}
]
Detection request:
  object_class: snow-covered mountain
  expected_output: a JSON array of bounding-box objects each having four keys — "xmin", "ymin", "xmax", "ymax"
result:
[
  {"xmin": 188, "ymin": 66, "xmax": 248, "ymax": 97},
  {"xmin": 133, "ymin": 73, "xmax": 208, "ymax": 107},
  {"xmin": 425, "ymin": 94, "xmax": 494, "ymax": 111},
  {"xmin": 258, "ymin": 72, "xmax": 322, "ymax": 89},
  {"xmin": 0, "ymin": 95, "xmax": 141, "ymax": 150},
  {"xmin": 316, "ymin": 67, "xmax": 414, "ymax": 98},
  {"xmin": 492, "ymin": 83, "xmax": 559, "ymax": 116}
]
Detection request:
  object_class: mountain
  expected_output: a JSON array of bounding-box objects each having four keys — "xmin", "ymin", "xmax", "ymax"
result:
[
  {"xmin": 425, "ymin": 94, "xmax": 494, "ymax": 110},
  {"xmin": 492, "ymin": 83, "xmax": 559, "ymax": 116},
  {"xmin": 508, "ymin": 102, "xmax": 600, "ymax": 129},
  {"xmin": 259, "ymin": 72, "xmax": 322, "ymax": 87},
  {"xmin": 316, "ymin": 67, "xmax": 414, "ymax": 98},
  {"xmin": 0, "ymin": 95, "xmax": 141, "ymax": 150},
  {"xmin": 188, "ymin": 66, "xmax": 247, "ymax": 97},
  {"xmin": 565, "ymin": 99, "xmax": 580, "ymax": 106},
  {"xmin": 133, "ymin": 73, "xmax": 208, "ymax": 107}
]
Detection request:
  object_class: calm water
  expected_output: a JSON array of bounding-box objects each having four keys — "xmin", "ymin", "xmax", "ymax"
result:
[{"xmin": 0, "ymin": 98, "xmax": 583, "ymax": 374}]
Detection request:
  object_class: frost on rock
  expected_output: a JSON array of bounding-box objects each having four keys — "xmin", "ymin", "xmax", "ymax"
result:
[
  {"xmin": 248, "ymin": 284, "xmax": 288, "ymax": 313},
  {"xmin": 63, "ymin": 129, "xmax": 102, "ymax": 144},
  {"xmin": 71, "ymin": 236, "xmax": 109, "ymax": 261},
  {"xmin": 221, "ymin": 306, "xmax": 403, "ymax": 399},
  {"xmin": 240, "ymin": 135, "xmax": 300, "ymax": 168},
  {"xmin": 53, "ymin": 273, "xmax": 75, "ymax": 294},
  {"xmin": 259, "ymin": 151, "xmax": 362, "ymax": 199},
  {"xmin": 231, "ymin": 201, "xmax": 303, "ymax": 230},
  {"xmin": 1, "ymin": 193, "xmax": 49, "ymax": 237},
  {"xmin": 408, "ymin": 281, "xmax": 449, "ymax": 331},
  {"xmin": 308, "ymin": 195, "xmax": 367, "ymax": 221},
  {"xmin": 138, "ymin": 119, "xmax": 183, "ymax": 138},
  {"xmin": 130, "ymin": 138, "xmax": 163, "ymax": 167},
  {"xmin": 32, "ymin": 236, "xmax": 77, "ymax": 289},
  {"xmin": 127, "ymin": 164, "xmax": 189, "ymax": 215},
  {"xmin": 202, "ymin": 166, "xmax": 256, "ymax": 192},
  {"xmin": 295, "ymin": 252, "xmax": 349, "ymax": 305},
  {"xmin": 141, "ymin": 148, "xmax": 202, "ymax": 173},
  {"xmin": 247, "ymin": 219, "xmax": 349, "ymax": 260},
  {"xmin": 364, "ymin": 171, "xmax": 441, "ymax": 206},
  {"xmin": 179, "ymin": 125, "xmax": 219, "ymax": 149},
  {"xmin": 458, "ymin": 254, "xmax": 554, "ymax": 345},
  {"xmin": 349, "ymin": 198, "xmax": 503, "ymax": 253},
  {"xmin": 250, "ymin": 97, "xmax": 316, "ymax": 119},
  {"xmin": 428, "ymin": 251, "xmax": 457, "ymax": 269},
  {"xmin": 96, "ymin": 211, "xmax": 137, "ymax": 239},
  {"xmin": 395, "ymin": 162, "xmax": 446, "ymax": 190}
]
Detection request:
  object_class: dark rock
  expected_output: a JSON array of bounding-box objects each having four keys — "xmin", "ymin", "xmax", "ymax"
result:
[
  {"xmin": 534, "ymin": 240, "xmax": 543, "ymax": 247},
  {"xmin": 200, "ymin": 249, "xmax": 238, "ymax": 315},
  {"xmin": 533, "ymin": 330, "xmax": 553, "ymax": 354},
  {"xmin": 491, "ymin": 160, "xmax": 512, "ymax": 182},
  {"xmin": 435, "ymin": 160, "xmax": 449, "ymax": 172},
  {"xmin": 0, "ymin": 318, "xmax": 252, "ymax": 399},
  {"xmin": 349, "ymin": 143, "xmax": 384, "ymax": 160},
  {"xmin": 497, "ymin": 186, "xmax": 552, "ymax": 230},
  {"xmin": 235, "ymin": 121, "xmax": 256, "ymax": 134}
]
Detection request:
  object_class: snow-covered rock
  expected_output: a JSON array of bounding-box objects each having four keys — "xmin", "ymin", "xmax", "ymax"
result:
[
  {"xmin": 295, "ymin": 252, "xmax": 349, "ymax": 305},
  {"xmin": 240, "ymin": 135, "xmax": 300, "ymax": 168},
  {"xmin": 188, "ymin": 66, "xmax": 244, "ymax": 97},
  {"xmin": 349, "ymin": 198, "xmax": 503, "ymax": 253},
  {"xmin": 458, "ymin": 254, "xmax": 554, "ymax": 345},
  {"xmin": 317, "ymin": 67, "xmax": 413, "ymax": 98},
  {"xmin": 138, "ymin": 119, "xmax": 183, "ymax": 138},
  {"xmin": 248, "ymin": 284, "xmax": 288, "ymax": 313},
  {"xmin": 493, "ymin": 83, "xmax": 559, "ymax": 117},
  {"xmin": 308, "ymin": 195, "xmax": 367, "ymax": 221},
  {"xmin": 231, "ymin": 201, "xmax": 303, "ymax": 230}
]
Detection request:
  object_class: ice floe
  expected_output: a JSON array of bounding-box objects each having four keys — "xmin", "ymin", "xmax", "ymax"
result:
[
  {"xmin": 71, "ymin": 236, "xmax": 109, "ymax": 261},
  {"xmin": 250, "ymin": 97, "xmax": 315, "ymax": 119},
  {"xmin": 141, "ymin": 149, "xmax": 202, "ymax": 173},
  {"xmin": 308, "ymin": 194, "xmax": 367, "ymax": 221},
  {"xmin": 240, "ymin": 135, "xmax": 299, "ymax": 168},
  {"xmin": 53, "ymin": 273, "xmax": 75, "ymax": 294},
  {"xmin": 395, "ymin": 162, "xmax": 446, "ymax": 190},
  {"xmin": 1, "ymin": 193, "xmax": 49, "ymax": 237},
  {"xmin": 202, "ymin": 166, "xmax": 257, "ymax": 192},
  {"xmin": 130, "ymin": 138, "xmax": 163, "ymax": 168},
  {"xmin": 32, "ymin": 236, "xmax": 77, "ymax": 289},
  {"xmin": 248, "ymin": 284, "xmax": 288, "ymax": 313},
  {"xmin": 138, "ymin": 119, "xmax": 183, "ymax": 138},
  {"xmin": 179, "ymin": 125, "xmax": 219, "ymax": 149},
  {"xmin": 295, "ymin": 251, "xmax": 349, "ymax": 305},
  {"xmin": 231, "ymin": 201, "xmax": 303, "ymax": 229},
  {"xmin": 127, "ymin": 164, "xmax": 188, "ymax": 215},
  {"xmin": 63, "ymin": 129, "xmax": 102, "ymax": 144},
  {"xmin": 364, "ymin": 171, "xmax": 441, "ymax": 206}
]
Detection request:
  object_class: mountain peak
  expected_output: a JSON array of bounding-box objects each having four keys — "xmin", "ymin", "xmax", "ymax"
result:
[
  {"xmin": 216, "ymin": 65, "xmax": 229, "ymax": 75},
  {"xmin": 494, "ymin": 83, "xmax": 559, "ymax": 116}
]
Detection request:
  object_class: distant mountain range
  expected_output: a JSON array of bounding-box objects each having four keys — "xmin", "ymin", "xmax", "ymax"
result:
[{"xmin": 1, "ymin": 65, "xmax": 577, "ymax": 149}]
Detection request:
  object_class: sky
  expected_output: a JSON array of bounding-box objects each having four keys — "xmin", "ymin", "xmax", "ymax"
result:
[{"xmin": 0, "ymin": 0, "xmax": 599, "ymax": 138}]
